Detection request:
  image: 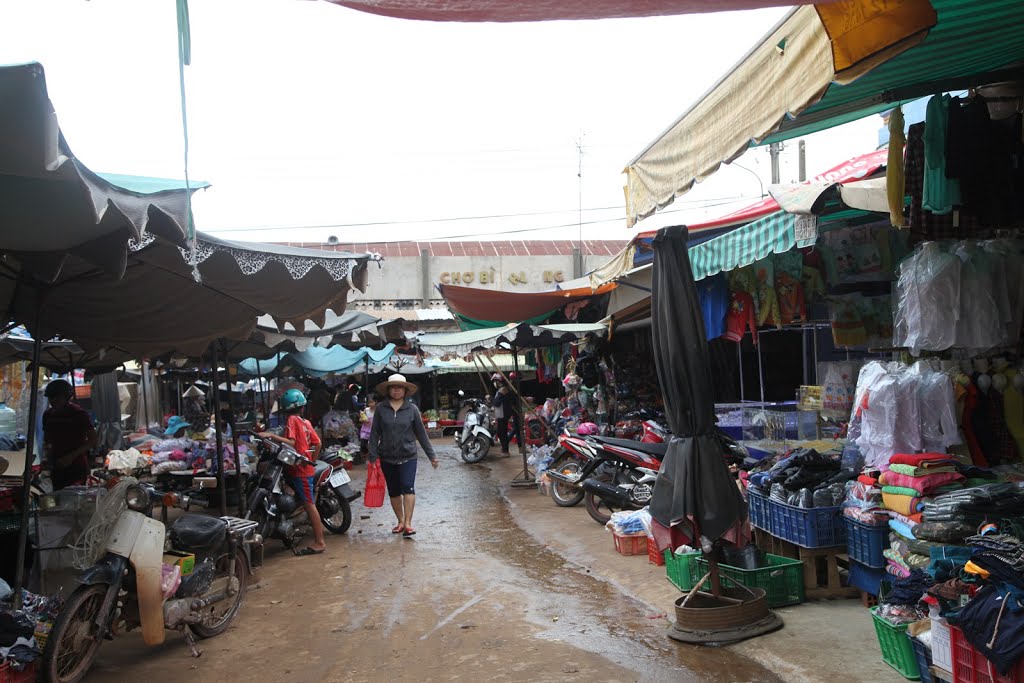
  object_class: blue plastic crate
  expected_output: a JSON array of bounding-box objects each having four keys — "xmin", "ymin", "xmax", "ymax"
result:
[
  {"xmin": 911, "ymin": 637, "xmax": 935, "ymax": 683},
  {"xmin": 747, "ymin": 487, "xmax": 771, "ymax": 532},
  {"xmin": 845, "ymin": 517, "xmax": 888, "ymax": 568},
  {"xmin": 848, "ymin": 559, "xmax": 887, "ymax": 597},
  {"xmin": 767, "ymin": 496, "xmax": 846, "ymax": 548}
]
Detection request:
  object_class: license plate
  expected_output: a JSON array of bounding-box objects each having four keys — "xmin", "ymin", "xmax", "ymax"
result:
[{"xmin": 329, "ymin": 469, "xmax": 351, "ymax": 486}]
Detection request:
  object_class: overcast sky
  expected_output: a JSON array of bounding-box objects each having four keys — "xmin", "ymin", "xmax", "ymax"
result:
[{"xmin": 1, "ymin": 0, "xmax": 880, "ymax": 245}]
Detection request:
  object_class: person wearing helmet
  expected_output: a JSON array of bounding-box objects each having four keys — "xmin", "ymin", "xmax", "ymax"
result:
[
  {"xmin": 492, "ymin": 372, "xmax": 520, "ymax": 457},
  {"xmin": 258, "ymin": 389, "xmax": 326, "ymax": 555},
  {"xmin": 42, "ymin": 379, "xmax": 98, "ymax": 490}
]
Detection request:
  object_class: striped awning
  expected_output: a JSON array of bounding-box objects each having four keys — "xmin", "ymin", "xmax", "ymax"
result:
[{"xmin": 689, "ymin": 210, "xmax": 816, "ymax": 281}]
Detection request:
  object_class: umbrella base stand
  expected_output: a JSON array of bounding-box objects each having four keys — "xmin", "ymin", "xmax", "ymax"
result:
[
  {"xmin": 509, "ymin": 468, "xmax": 535, "ymax": 488},
  {"xmin": 668, "ymin": 585, "xmax": 783, "ymax": 646}
]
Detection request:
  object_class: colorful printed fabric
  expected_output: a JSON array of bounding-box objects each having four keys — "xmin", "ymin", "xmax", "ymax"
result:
[
  {"xmin": 889, "ymin": 453, "xmax": 960, "ymax": 467},
  {"xmin": 879, "ymin": 470, "xmax": 965, "ymax": 495},
  {"xmin": 889, "ymin": 463, "xmax": 958, "ymax": 477}
]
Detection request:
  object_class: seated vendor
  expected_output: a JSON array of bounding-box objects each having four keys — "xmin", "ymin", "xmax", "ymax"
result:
[
  {"xmin": 164, "ymin": 415, "xmax": 191, "ymax": 439},
  {"xmin": 42, "ymin": 379, "xmax": 98, "ymax": 490}
]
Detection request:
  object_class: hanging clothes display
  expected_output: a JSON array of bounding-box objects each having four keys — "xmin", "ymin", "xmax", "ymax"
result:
[
  {"xmin": 697, "ymin": 273, "xmax": 729, "ymax": 341},
  {"xmin": 922, "ymin": 93, "xmax": 962, "ymax": 215},
  {"xmin": 722, "ymin": 291, "xmax": 758, "ymax": 345},
  {"xmin": 893, "ymin": 241, "xmax": 961, "ymax": 355}
]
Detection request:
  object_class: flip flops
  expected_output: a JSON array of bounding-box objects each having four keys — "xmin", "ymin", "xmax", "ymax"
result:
[
  {"xmin": 297, "ymin": 547, "xmax": 325, "ymax": 556},
  {"xmin": 391, "ymin": 524, "xmax": 406, "ymax": 534},
  {"xmin": 402, "ymin": 527, "xmax": 417, "ymax": 537}
]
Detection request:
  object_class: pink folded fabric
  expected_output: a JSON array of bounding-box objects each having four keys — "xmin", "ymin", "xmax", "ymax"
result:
[
  {"xmin": 889, "ymin": 453, "xmax": 960, "ymax": 467},
  {"xmin": 879, "ymin": 469, "xmax": 964, "ymax": 494}
]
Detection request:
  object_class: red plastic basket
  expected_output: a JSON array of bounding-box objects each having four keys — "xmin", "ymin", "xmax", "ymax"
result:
[
  {"xmin": 0, "ymin": 661, "xmax": 36, "ymax": 683},
  {"xmin": 950, "ymin": 625, "xmax": 1024, "ymax": 683},
  {"xmin": 647, "ymin": 536, "xmax": 665, "ymax": 566},
  {"xmin": 613, "ymin": 532, "xmax": 647, "ymax": 556}
]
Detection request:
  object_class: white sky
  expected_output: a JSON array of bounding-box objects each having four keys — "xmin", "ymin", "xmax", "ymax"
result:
[{"xmin": 0, "ymin": 0, "xmax": 881, "ymax": 245}]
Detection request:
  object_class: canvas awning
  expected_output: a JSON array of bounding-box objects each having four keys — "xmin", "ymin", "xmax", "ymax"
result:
[
  {"xmin": 252, "ymin": 310, "xmax": 381, "ymax": 352},
  {"xmin": 439, "ymin": 282, "xmax": 616, "ymax": 326},
  {"xmin": 416, "ymin": 322, "xmax": 606, "ymax": 356},
  {"xmin": 0, "ymin": 337, "xmax": 134, "ymax": 373},
  {"xmin": 625, "ymin": 0, "xmax": 1024, "ymax": 227},
  {"xmin": 237, "ymin": 344, "xmax": 397, "ymax": 378},
  {"xmin": 324, "ymin": 0, "xmax": 834, "ymax": 23}
]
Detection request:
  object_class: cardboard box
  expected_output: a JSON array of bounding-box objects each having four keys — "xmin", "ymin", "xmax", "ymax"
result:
[
  {"xmin": 931, "ymin": 616, "xmax": 952, "ymax": 672},
  {"xmin": 163, "ymin": 550, "xmax": 195, "ymax": 576}
]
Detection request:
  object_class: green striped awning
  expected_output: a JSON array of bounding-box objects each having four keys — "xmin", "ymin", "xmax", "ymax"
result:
[{"xmin": 689, "ymin": 210, "xmax": 817, "ymax": 281}]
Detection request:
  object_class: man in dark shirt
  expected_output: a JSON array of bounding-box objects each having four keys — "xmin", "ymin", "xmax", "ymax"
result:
[{"xmin": 42, "ymin": 379, "xmax": 97, "ymax": 490}]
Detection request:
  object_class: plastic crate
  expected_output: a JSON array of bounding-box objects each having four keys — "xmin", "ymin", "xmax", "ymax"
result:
[
  {"xmin": 913, "ymin": 637, "xmax": 936, "ymax": 683},
  {"xmin": 767, "ymin": 496, "xmax": 846, "ymax": 548},
  {"xmin": 747, "ymin": 487, "xmax": 771, "ymax": 532},
  {"xmin": 848, "ymin": 560, "xmax": 888, "ymax": 598},
  {"xmin": 871, "ymin": 607, "xmax": 922, "ymax": 680},
  {"xmin": 0, "ymin": 661, "xmax": 35, "ymax": 683},
  {"xmin": 612, "ymin": 532, "xmax": 647, "ymax": 556},
  {"xmin": 665, "ymin": 551, "xmax": 700, "ymax": 591},
  {"xmin": 648, "ymin": 537, "xmax": 665, "ymax": 566},
  {"xmin": 845, "ymin": 516, "xmax": 888, "ymax": 568},
  {"xmin": 950, "ymin": 625, "xmax": 1024, "ymax": 683},
  {"xmin": 693, "ymin": 553, "xmax": 805, "ymax": 608}
]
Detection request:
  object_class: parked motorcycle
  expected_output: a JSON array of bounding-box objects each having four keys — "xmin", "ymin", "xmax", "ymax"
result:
[
  {"xmin": 454, "ymin": 391, "xmax": 494, "ymax": 463},
  {"xmin": 42, "ymin": 482, "xmax": 262, "ymax": 683},
  {"xmin": 547, "ymin": 429, "xmax": 597, "ymax": 507},
  {"xmin": 245, "ymin": 435, "xmax": 358, "ymax": 547}
]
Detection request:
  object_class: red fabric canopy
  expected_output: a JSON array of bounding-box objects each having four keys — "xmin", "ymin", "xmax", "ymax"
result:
[
  {"xmin": 439, "ymin": 282, "xmax": 616, "ymax": 323},
  {"xmin": 325, "ymin": 0, "xmax": 829, "ymax": 22},
  {"xmin": 637, "ymin": 148, "xmax": 888, "ymax": 238}
]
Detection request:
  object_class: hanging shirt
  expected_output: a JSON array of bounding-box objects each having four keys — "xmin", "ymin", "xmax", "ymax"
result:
[
  {"xmin": 1002, "ymin": 370, "xmax": 1024, "ymax": 455},
  {"xmin": 887, "ymin": 106, "xmax": 907, "ymax": 227},
  {"xmin": 893, "ymin": 242, "xmax": 961, "ymax": 355},
  {"xmin": 752, "ymin": 258, "xmax": 780, "ymax": 328},
  {"xmin": 922, "ymin": 94, "xmax": 962, "ymax": 215},
  {"xmin": 697, "ymin": 273, "xmax": 729, "ymax": 341},
  {"xmin": 722, "ymin": 291, "xmax": 758, "ymax": 345},
  {"xmin": 801, "ymin": 266, "xmax": 826, "ymax": 302},
  {"xmin": 829, "ymin": 293, "xmax": 867, "ymax": 347},
  {"xmin": 775, "ymin": 271, "xmax": 805, "ymax": 324}
]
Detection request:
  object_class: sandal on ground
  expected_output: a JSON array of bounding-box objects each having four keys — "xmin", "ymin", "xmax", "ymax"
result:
[
  {"xmin": 402, "ymin": 527, "xmax": 417, "ymax": 537},
  {"xmin": 297, "ymin": 547, "xmax": 325, "ymax": 556},
  {"xmin": 391, "ymin": 524, "xmax": 405, "ymax": 534}
]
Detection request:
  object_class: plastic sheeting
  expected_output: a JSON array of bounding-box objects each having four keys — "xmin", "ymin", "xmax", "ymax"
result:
[
  {"xmin": 647, "ymin": 226, "xmax": 747, "ymax": 546},
  {"xmin": 237, "ymin": 344, "xmax": 396, "ymax": 378}
]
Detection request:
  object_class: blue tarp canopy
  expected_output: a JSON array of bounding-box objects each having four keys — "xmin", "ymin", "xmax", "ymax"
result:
[{"xmin": 237, "ymin": 344, "xmax": 396, "ymax": 378}]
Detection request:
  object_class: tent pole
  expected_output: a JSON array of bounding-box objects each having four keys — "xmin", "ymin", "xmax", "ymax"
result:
[
  {"xmin": 509, "ymin": 342, "xmax": 533, "ymax": 487},
  {"xmin": 255, "ymin": 359, "xmax": 264, "ymax": 425},
  {"xmin": 140, "ymin": 360, "xmax": 150, "ymax": 431},
  {"xmin": 224, "ymin": 343, "xmax": 246, "ymax": 516},
  {"xmin": 211, "ymin": 343, "xmax": 227, "ymax": 516},
  {"xmin": 737, "ymin": 341, "xmax": 744, "ymax": 402},
  {"xmin": 13, "ymin": 315, "xmax": 43, "ymax": 609},
  {"xmin": 756, "ymin": 339, "xmax": 765, "ymax": 404}
]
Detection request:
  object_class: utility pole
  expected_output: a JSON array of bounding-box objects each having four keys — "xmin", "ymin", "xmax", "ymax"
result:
[
  {"xmin": 798, "ymin": 140, "xmax": 806, "ymax": 182},
  {"xmin": 574, "ymin": 131, "xmax": 586, "ymax": 279},
  {"xmin": 769, "ymin": 142, "xmax": 782, "ymax": 184}
]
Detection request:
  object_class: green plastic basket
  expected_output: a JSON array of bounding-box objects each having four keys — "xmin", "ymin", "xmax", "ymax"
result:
[
  {"xmin": 871, "ymin": 607, "xmax": 922, "ymax": 680},
  {"xmin": 665, "ymin": 551, "xmax": 699, "ymax": 591},
  {"xmin": 694, "ymin": 554, "xmax": 806, "ymax": 608}
]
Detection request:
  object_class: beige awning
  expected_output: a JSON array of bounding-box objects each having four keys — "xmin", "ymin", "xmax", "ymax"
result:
[{"xmin": 623, "ymin": 0, "xmax": 936, "ymax": 227}]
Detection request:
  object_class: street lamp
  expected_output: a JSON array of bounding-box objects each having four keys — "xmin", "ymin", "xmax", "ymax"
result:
[{"xmin": 728, "ymin": 161, "xmax": 766, "ymax": 199}]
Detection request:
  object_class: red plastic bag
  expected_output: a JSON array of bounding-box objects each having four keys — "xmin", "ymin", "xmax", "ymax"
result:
[{"xmin": 364, "ymin": 460, "xmax": 386, "ymax": 508}]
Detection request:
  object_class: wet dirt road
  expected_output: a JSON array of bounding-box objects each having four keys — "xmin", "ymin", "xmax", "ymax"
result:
[{"xmin": 90, "ymin": 445, "xmax": 783, "ymax": 682}]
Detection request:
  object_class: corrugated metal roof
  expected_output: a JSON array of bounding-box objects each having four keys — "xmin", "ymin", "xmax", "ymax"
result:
[
  {"xmin": 281, "ymin": 240, "xmax": 626, "ymax": 258},
  {"xmin": 763, "ymin": 0, "xmax": 1024, "ymax": 144}
]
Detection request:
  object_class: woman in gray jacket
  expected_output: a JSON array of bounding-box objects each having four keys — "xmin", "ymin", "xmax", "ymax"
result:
[{"xmin": 367, "ymin": 374, "xmax": 439, "ymax": 537}]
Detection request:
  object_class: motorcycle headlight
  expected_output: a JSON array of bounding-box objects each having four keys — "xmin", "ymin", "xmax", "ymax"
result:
[
  {"xmin": 277, "ymin": 449, "xmax": 298, "ymax": 466},
  {"xmin": 125, "ymin": 485, "xmax": 151, "ymax": 512}
]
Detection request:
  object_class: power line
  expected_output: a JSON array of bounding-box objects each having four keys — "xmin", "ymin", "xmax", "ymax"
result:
[
  {"xmin": 230, "ymin": 196, "xmax": 754, "ymax": 244},
  {"xmin": 200, "ymin": 194, "xmax": 758, "ymax": 235}
]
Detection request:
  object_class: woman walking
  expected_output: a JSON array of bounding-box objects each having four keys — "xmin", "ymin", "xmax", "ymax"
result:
[{"xmin": 367, "ymin": 374, "xmax": 438, "ymax": 537}]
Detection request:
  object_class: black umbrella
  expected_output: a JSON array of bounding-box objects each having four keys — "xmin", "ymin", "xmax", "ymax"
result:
[{"xmin": 648, "ymin": 226, "xmax": 747, "ymax": 596}]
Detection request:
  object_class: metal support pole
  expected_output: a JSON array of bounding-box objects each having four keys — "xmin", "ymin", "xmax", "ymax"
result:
[
  {"xmin": 737, "ymin": 341, "xmax": 745, "ymax": 402},
  {"xmin": 13, "ymin": 316, "xmax": 43, "ymax": 609},
  {"xmin": 211, "ymin": 343, "xmax": 227, "ymax": 516},
  {"xmin": 756, "ymin": 339, "xmax": 766, "ymax": 404},
  {"xmin": 802, "ymin": 328, "xmax": 809, "ymax": 386},
  {"xmin": 224, "ymin": 343, "xmax": 246, "ymax": 516},
  {"xmin": 509, "ymin": 342, "xmax": 533, "ymax": 487},
  {"xmin": 139, "ymin": 360, "xmax": 150, "ymax": 432}
]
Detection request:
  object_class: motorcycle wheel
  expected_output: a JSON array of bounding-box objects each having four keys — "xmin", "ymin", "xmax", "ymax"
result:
[
  {"xmin": 461, "ymin": 435, "xmax": 490, "ymax": 463},
  {"xmin": 584, "ymin": 490, "xmax": 625, "ymax": 525},
  {"xmin": 190, "ymin": 549, "xmax": 249, "ymax": 639},
  {"xmin": 42, "ymin": 583, "xmax": 107, "ymax": 683},
  {"xmin": 319, "ymin": 487, "xmax": 353, "ymax": 534},
  {"xmin": 549, "ymin": 456, "xmax": 585, "ymax": 507}
]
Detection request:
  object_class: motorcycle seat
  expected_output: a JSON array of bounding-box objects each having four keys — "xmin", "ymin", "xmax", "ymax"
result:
[
  {"xmin": 170, "ymin": 514, "xmax": 227, "ymax": 553},
  {"xmin": 314, "ymin": 460, "xmax": 331, "ymax": 480},
  {"xmin": 588, "ymin": 435, "xmax": 668, "ymax": 457}
]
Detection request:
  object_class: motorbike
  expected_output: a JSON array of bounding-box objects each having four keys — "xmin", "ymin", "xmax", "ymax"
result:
[
  {"xmin": 547, "ymin": 417, "xmax": 749, "ymax": 524},
  {"xmin": 42, "ymin": 481, "xmax": 262, "ymax": 683},
  {"xmin": 245, "ymin": 435, "xmax": 358, "ymax": 547},
  {"xmin": 454, "ymin": 390, "xmax": 494, "ymax": 463}
]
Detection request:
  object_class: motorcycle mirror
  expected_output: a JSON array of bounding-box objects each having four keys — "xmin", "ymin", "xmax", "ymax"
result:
[{"xmin": 458, "ymin": 390, "xmax": 465, "ymax": 397}]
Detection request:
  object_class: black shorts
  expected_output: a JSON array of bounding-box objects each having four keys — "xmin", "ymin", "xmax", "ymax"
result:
[{"xmin": 380, "ymin": 459, "xmax": 417, "ymax": 496}]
